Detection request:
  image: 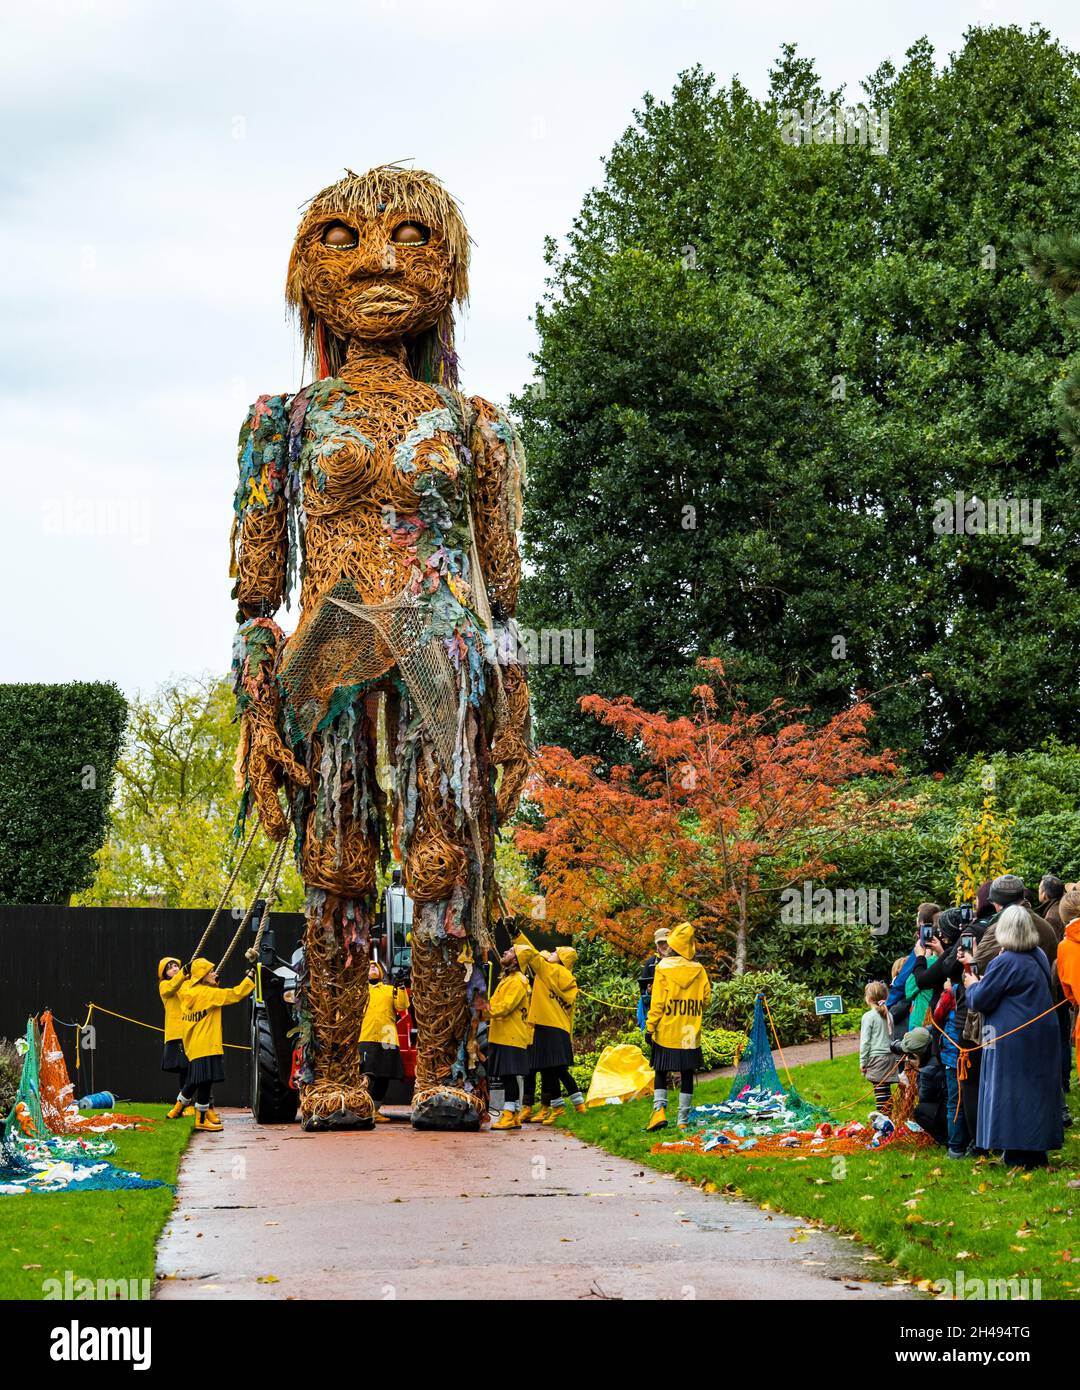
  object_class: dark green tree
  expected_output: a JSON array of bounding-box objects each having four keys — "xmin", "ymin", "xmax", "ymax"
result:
[
  {"xmin": 0, "ymin": 683, "xmax": 127, "ymax": 904},
  {"xmin": 517, "ymin": 28, "xmax": 1080, "ymax": 768}
]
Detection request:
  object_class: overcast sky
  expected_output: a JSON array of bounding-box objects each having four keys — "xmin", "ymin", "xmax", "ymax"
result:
[{"xmin": 4, "ymin": 0, "xmax": 1078, "ymax": 697}]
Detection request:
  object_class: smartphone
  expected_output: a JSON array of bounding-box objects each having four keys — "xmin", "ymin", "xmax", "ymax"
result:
[
  {"xmin": 919, "ymin": 924, "xmax": 934, "ymax": 946},
  {"xmin": 960, "ymin": 931, "xmax": 976, "ymax": 956},
  {"xmin": 956, "ymin": 904, "xmax": 974, "ymax": 927}
]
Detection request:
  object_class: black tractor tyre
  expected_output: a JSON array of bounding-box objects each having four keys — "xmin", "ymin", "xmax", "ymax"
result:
[{"xmin": 250, "ymin": 1007, "xmax": 298, "ymax": 1124}]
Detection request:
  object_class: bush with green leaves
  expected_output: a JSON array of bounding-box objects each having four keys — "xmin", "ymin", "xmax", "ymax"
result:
[
  {"xmin": 0, "ymin": 682, "xmax": 127, "ymax": 904},
  {"xmin": 566, "ymin": 932, "xmax": 640, "ymax": 1049},
  {"xmin": 0, "ymin": 1038, "xmax": 22, "ymax": 1119},
  {"xmin": 754, "ymin": 913, "xmax": 876, "ymax": 1007},
  {"xmin": 706, "ymin": 970, "xmax": 817, "ymax": 1045}
]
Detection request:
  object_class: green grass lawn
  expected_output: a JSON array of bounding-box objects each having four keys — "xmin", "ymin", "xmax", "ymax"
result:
[
  {"xmin": 0, "ymin": 1104, "xmax": 189, "ymax": 1301},
  {"xmin": 560, "ymin": 1052, "xmax": 1080, "ymax": 1298}
]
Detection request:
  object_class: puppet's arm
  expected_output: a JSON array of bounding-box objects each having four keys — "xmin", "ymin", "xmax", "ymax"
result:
[
  {"xmin": 231, "ymin": 395, "xmax": 309, "ymax": 840},
  {"xmin": 469, "ymin": 396, "xmax": 531, "ymax": 822}
]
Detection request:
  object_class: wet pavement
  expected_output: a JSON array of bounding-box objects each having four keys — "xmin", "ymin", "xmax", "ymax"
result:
[{"xmin": 154, "ymin": 1108, "xmax": 916, "ymax": 1301}]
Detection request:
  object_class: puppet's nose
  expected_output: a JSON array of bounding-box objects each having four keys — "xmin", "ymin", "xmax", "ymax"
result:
[{"xmin": 350, "ymin": 236, "xmax": 398, "ymax": 277}]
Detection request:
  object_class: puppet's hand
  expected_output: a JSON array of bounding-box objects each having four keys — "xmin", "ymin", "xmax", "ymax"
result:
[{"xmin": 239, "ymin": 704, "xmax": 309, "ymax": 842}]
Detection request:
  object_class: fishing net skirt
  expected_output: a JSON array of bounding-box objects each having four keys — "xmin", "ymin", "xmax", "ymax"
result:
[
  {"xmin": 161, "ymin": 1041, "xmax": 188, "ymax": 1074},
  {"xmin": 184, "ymin": 1055, "xmax": 226, "ymax": 1086},
  {"xmin": 527, "ymin": 1024, "xmax": 573, "ymax": 1070},
  {"xmin": 651, "ymin": 1043, "xmax": 704, "ymax": 1072},
  {"xmin": 487, "ymin": 1042, "xmax": 531, "ymax": 1078},
  {"xmin": 360, "ymin": 1043, "xmax": 404, "ymax": 1080}
]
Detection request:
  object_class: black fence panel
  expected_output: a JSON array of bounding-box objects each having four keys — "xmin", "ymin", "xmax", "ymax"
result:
[{"xmin": 0, "ymin": 906, "xmax": 305, "ymax": 1106}]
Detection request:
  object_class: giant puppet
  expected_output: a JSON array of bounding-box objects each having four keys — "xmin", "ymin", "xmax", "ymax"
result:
[{"xmin": 230, "ymin": 166, "xmax": 530, "ymax": 1131}]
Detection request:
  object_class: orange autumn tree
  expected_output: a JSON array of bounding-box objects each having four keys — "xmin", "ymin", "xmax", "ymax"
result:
[{"xmin": 516, "ymin": 658, "xmax": 900, "ymax": 973}]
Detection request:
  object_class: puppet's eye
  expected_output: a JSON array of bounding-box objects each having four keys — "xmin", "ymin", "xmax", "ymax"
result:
[
  {"xmin": 322, "ymin": 221, "xmax": 358, "ymax": 248},
  {"xmin": 390, "ymin": 222, "xmax": 429, "ymax": 245}
]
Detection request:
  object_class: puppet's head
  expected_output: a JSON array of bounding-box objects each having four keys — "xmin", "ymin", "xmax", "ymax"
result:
[{"xmin": 287, "ymin": 164, "xmax": 469, "ymax": 386}]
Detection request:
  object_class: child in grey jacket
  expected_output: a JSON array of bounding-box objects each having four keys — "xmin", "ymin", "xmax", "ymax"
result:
[{"xmin": 860, "ymin": 981, "xmax": 897, "ymax": 1110}]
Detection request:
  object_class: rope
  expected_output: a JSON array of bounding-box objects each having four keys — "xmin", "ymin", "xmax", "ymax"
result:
[
  {"xmin": 215, "ymin": 833, "xmax": 291, "ymax": 974},
  {"xmin": 926, "ymin": 994, "xmax": 1067, "ymax": 1082},
  {"xmin": 578, "ymin": 988, "xmax": 636, "ymax": 1013},
  {"xmin": 188, "ymin": 821, "xmax": 261, "ymax": 966},
  {"xmin": 760, "ymin": 992, "xmax": 794, "ymax": 1090},
  {"xmin": 83, "ymin": 1002, "xmax": 247, "ymax": 1051}
]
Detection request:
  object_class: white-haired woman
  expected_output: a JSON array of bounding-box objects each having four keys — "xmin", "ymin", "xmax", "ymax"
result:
[{"xmin": 963, "ymin": 904, "xmax": 1063, "ymax": 1168}]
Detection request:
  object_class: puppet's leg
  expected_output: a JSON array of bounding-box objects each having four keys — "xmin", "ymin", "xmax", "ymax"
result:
[
  {"xmin": 297, "ymin": 713, "xmax": 381, "ymax": 1132},
  {"xmin": 404, "ymin": 743, "xmax": 491, "ymax": 1131}
]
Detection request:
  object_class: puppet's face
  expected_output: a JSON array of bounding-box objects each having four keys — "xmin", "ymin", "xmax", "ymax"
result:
[{"xmin": 291, "ymin": 204, "xmax": 455, "ymax": 343}]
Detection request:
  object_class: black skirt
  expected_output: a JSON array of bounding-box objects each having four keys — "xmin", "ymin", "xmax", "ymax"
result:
[
  {"xmin": 185, "ymin": 1054, "xmax": 226, "ymax": 1085},
  {"xmin": 161, "ymin": 1040, "xmax": 188, "ymax": 1074},
  {"xmin": 488, "ymin": 1042, "xmax": 531, "ymax": 1078},
  {"xmin": 361, "ymin": 1043, "xmax": 404, "ymax": 1080},
  {"xmin": 527, "ymin": 1024, "xmax": 573, "ymax": 1070},
  {"xmin": 650, "ymin": 1042, "xmax": 703, "ymax": 1072}
]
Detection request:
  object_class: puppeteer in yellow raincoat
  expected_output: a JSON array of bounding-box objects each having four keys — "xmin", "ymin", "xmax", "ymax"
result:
[
  {"xmin": 360, "ymin": 960, "xmax": 411, "ymax": 1121},
  {"xmin": 644, "ymin": 922, "xmax": 711, "ymax": 1134},
  {"xmin": 175, "ymin": 958, "xmax": 255, "ymax": 1132}
]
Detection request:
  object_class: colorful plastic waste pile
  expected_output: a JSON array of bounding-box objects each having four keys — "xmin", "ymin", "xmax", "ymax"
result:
[{"xmin": 0, "ymin": 1017, "xmax": 164, "ymax": 1197}]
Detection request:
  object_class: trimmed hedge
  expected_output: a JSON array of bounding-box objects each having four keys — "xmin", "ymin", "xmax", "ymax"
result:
[{"xmin": 0, "ymin": 682, "xmax": 127, "ymax": 904}]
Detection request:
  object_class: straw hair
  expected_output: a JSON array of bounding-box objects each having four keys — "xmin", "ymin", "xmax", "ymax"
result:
[
  {"xmin": 287, "ymin": 165, "xmax": 470, "ymax": 385},
  {"xmin": 995, "ymin": 903, "xmax": 1038, "ymax": 952}
]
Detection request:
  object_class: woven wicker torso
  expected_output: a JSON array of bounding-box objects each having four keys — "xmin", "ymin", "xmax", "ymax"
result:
[{"xmin": 298, "ymin": 353, "xmax": 467, "ymax": 622}]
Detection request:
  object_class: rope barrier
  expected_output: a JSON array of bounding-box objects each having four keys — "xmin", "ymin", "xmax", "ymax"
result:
[{"xmin": 82, "ymin": 1002, "xmax": 248, "ymax": 1051}]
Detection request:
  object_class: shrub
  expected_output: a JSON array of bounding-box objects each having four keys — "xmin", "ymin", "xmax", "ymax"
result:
[
  {"xmin": 0, "ymin": 1037, "xmax": 23, "ymax": 1118},
  {"xmin": 700, "ymin": 1028, "xmax": 747, "ymax": 1069},
  {"xmin": 0, "ymin": 682, "xmax": 127, "ymax": 903},
  {"xmin": 706, "ymin": 970, "xmax": 817, "ymax": 1045},
  {"xmin": 754, "ymin": 913, "xmax": 876, "ymax": 1006}
]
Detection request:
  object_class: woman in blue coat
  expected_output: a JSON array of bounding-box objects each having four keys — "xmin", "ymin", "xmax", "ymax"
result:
[{"xmin": 964, "ymin": 905, "xmax": 1063, "ymax": 1168}]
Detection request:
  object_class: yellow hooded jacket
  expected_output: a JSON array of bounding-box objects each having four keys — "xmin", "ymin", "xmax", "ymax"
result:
[
  {"xmin": 514, "ymin": 935, "xmax": 578, "ymax": 1035},
  {"xmin": 645, "ymin": 924, "xmax": 711, "ymax": 1050},
  {"xmin": 158, "ymin": 957, "xmax": 185, "ymax": 1043},
  {"xmin": 360, "ymin": 981, "xmax": 411, "ymax": 1047},
  {"xmin": 179, "ymin": 959, "xmax": 255, "ymax": 1061},
  {"xmin": 488, "ymin": 956, "xmax": 533, "ymax": 1049}
]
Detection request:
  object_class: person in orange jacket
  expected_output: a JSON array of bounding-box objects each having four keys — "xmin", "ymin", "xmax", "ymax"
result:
[
  {"xmin": 1056, "ymin": 889, "xmax": 1080, "ymax": 1088},
  {"xmin": 177, "ymin": 957, "xmax": 256, "ymax": 1132},
  {"xmin": 159, "ymin": 956, "xmax": 193, "ymax": 1119}
]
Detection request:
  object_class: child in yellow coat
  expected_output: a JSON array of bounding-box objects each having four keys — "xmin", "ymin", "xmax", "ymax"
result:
[
  {"xmin": 178, "ymin": 958, "xmax": 256, "ymax": 1132},
  {"xmin": 489, "ymin": 945, "xmax": 534, "ymax": 1130},
  {"xmin": 515, "ymin": 935, "xmax": 586, "ymax": 1124},
  {"xmin": 360, "ymin": 961, "xmax": 410, "ymax": 1122},
  {"xmin": 644, "ymin": 922, "xmax": 711, "ymax": 1132},
  {"xmin": 160, "ymin": 957, "xmax": 193, "ymax": 1119}
]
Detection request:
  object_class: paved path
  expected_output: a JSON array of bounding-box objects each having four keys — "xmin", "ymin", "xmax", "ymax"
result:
[
  {"xmin": 155, "ymin": 1107, "xmax": 914, "ymax": 1301},
  {"xmin": 702, "ymin": 1031, "xmax": 860, "ymax": 1082}
]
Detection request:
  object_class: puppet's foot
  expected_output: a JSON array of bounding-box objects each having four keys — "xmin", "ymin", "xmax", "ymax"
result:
[
  {"xmin": 410, "ymin": 1086, "xmax": 484, "ymax": 1132},
  {"xmin": 300, "ymin": 1081, "xmax": 375, "ymax": 1132}
]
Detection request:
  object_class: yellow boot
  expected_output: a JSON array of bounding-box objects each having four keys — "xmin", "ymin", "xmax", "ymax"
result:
[
  {"xmin": 195, "ymin": 1109, "xmax": 223, "ymax": 1133},
  {"xmin": 182, "ymin": 1105, "xmax": 195, "ymax": 1117},
  {"xmin": 574, "ymin": 1102, "xmax": 587, "ymax": 1114},
  {"xmin": 532, "ymin": 1106, "xmax": 551, "ymax": 1125},
  {"xmin": 646, "ymin": 1106, "xmax": 667, "ymax": 1133},
  {"xmin": 542, "ymin": 1104, "xmax": 565, "ymax": 1126},
  {"xmin": 373, "ymin": 1109, "xmax": 390, "ymax": 1124},
  {"xmin": 166, "ymin": 1099, "xmax": 187, "ymax": 1120},
  {"xmin": 492, "ymin": 1110, "xmax": 520, "ymax": 1131},
  {"xmin": 518, "ymin": 1105, "xmax": 534, "ymax": 1125},
  {"xmin": 205, "ymin": 1107, "xmax": 222, "ymax": 1127}
]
